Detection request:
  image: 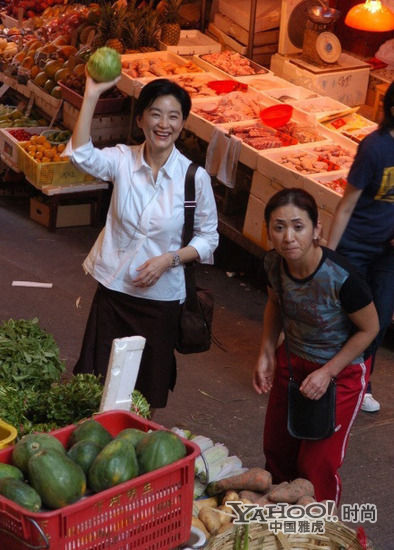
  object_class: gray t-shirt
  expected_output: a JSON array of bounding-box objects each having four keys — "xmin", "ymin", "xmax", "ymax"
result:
[{"xmin": 264, "ymin": 247, "xmax": 373, "ymax": 364}]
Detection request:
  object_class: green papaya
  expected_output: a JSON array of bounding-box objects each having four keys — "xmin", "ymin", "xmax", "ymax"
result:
[
  {"xmin": 28, "ymin": 449, "xmax": 86, "ymax": 510},
  {"xmin": 68, "ymin": 419, "xmax": 113, "ymax": 450},
  {"xmin": 0, "ymin": 463, "xmax": 24, "ymax": 481},
  {"xmin": 136, "ymin": 430, "xmax": 186, "ymax": 474},
  {"xmin": 0, "ymin": 478, "xmax": 41, "ymax": 512},
  {"xmin": 115, "ymin": 428, "xmax": 146, "ymax": 447},
  {"xmin": 12, "ymin": 433, "xmax": 65, "ymax": 474},
  {"xmin": 67, "ymin": 440, "xmax": 102, "ymax": 474},
  {"xmin": 88, "ymin": 438, "xmax": 139, "ymax": 493}
]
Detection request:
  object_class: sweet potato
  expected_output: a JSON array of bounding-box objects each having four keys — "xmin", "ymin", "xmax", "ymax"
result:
[
  {"xmin": 239, "ymin": 490, "xmax": 266, "ymax": 504},
  {"xmin": 199, "ymin": 507, "xmax": 222, "ymax": 535},
  {"xmin": 217, "ymin": 504, "xmax": 234, "ymax": 525},
  {"xmin": 206, "ymin": 467, "xmax": 272, "ymax": 496},
  {"xmin": 268, "ymin": 478, "xmax": 314, "ymax": 504},
  {"xmin": 297, "ymin": 495, "xmax": 316, "ymax": 506},
  {"xmin": 193, "ymin": 496, "xmax": 218, "ymax": 516}
]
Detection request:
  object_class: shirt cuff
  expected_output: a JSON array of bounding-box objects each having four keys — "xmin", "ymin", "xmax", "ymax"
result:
[
  {"xmin": 189, "ymin": 236, "xmax": 215, "ymax": 264},
  {"xmin": 62, "ymin": 139, "xmax": 93, "ymax": 160}
]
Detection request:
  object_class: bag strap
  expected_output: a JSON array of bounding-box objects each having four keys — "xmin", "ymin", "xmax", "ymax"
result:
[
  {"xmin": 183, "ymin": 163, "xmax": 199, "ymax": 310},
  {"xmin": 275, "ymin": 259, "xmax": 295, "ymax": 381}
]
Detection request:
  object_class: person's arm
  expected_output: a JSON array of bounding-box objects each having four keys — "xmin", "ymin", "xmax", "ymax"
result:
[
  {"xmin": 300, "ymin": 301, "xmax": 379, "ymax": 399},
  {"xmin": 253, "ymin": 287, "xmax": 282, "ymax": 395},
  {"xmin": 327, "ymin": 183, "xmax": 363, "ymax": 250},
  {"xmin": 71, "ymin": 72, "xmax": 121, "ymax": 150}
]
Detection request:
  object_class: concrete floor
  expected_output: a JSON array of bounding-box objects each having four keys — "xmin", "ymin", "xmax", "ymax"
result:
[{"xmin": 0, "ymin": 193, "xmax": 393, "ymax": 549}]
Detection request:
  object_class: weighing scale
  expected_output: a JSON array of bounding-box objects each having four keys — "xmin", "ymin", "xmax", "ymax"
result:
[{"xmin": 272, "ymin": 0, "xmax": 371, "ymax": 106}]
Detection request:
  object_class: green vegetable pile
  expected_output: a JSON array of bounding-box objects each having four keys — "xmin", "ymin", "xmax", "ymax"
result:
[{"xmin": 0, "ymin": 318, "xmax": 150, "ymax": 436}]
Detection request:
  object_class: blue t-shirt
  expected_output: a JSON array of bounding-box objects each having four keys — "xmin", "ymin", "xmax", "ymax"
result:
[
  {"xmin": 344, "ymin": 130, "xmax": 394, "ymax": 244},
  {"xmin": 264, "ymin": 248, "xmax": 373, "ymax": 364}
]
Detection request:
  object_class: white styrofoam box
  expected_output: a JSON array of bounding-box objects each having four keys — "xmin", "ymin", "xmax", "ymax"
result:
[
  {"xmin": 257, "ymin": 141, "xmax": 355, "ymax": 189},
  {"xmin": 193, "ymin": 53, "xmax": 270, "ymax": 79},
  {"xmin": 133, "ymin": 72, "xmax": 231, "ymax": 100},
  {"xmin": 270, "ymin": 53, "xmax": 370, "ymax": 107},
  {"xmin": 100, "ymin": 336, "xmax": 146, "ymax": 412},
  {"xmin": 250, "ymin": 170, "xmax": 283, "ymax": 202},
  {"xmin": 217, "ymin": 0, "xmax": 280, "ymax": 33},
  {"xmin": 235, "ymin": 74, "xmax": 294, "ymax": 92},
  {"xmin": 289, "ymin": 96, "xmax": 351, "ymax": 122},
  {"xmin": 217, "ymin": 118, "xmax": 304, "ymax": 170},
  {"xmin": 264, "ymin": 86, "xmax": 322, "ymax": 103},
  {"xmin": 0, "ymin": 127, "xmax": 51, "ymax": 171},
  {"xmin": 159, "ymin": 30, "xmax": 221, "ymax": 56},
  {"xmin": 307, "ymin": 171, "xmax": 348, "ymax": 214},
  {"xmin": 119, "ymin": 51, "xmax": 205, "ymax": 97},
  {"xmin": 189, "ymin": 90, "xmax": 272, "ymax": 141},
  {"xmin": 243, "ymin": 194, "xmax": 269, "ymax": 250}
]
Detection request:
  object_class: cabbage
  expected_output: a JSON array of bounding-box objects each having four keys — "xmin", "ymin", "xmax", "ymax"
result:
[{"xmin": 87, "ymin": 47, "xmax": 122, "ymax": 82}]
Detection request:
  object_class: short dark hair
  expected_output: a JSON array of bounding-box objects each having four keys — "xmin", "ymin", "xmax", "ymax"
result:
[
  {"xmin": 380, "ymin": 81, "xmax": 394, "ymax": 133},
  {"xmin": 135, "ymin": 78, "xmax": 191, "ymax": 120},
  {"xmin": 264, "ymin": 188, "xmax": 318, "ymax": 227}
]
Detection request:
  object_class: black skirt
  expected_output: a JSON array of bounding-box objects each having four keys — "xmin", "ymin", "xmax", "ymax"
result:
[{"xmin": 74, "ymin": 284, "xmax": 181, "ymax": 408}]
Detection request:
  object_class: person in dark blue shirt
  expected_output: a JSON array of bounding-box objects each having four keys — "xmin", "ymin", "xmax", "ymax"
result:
[{"xmin": 328, "ymin": 81, "xmax": 394, "ymax": 413}]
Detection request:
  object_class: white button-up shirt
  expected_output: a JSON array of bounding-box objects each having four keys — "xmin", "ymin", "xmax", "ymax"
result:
[{"xmin": 67, "ymin": 140, "xmax": 219, "ymax": 301}]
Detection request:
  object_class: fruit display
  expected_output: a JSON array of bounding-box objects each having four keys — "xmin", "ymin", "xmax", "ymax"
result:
[
  {"xmin": 4, "ymin": 0, "xmax": 68, "ymax": 20},
  {"xmin": 20, "ymin": 134, "xmax": 67, "ymax": 162},
  {"xmin": 0, "ymin": 105, "xmax": 47, "ymax": 127},
  {"xmin": 0, "ymin": 418, "xmax": 188, "ymax": 512}
]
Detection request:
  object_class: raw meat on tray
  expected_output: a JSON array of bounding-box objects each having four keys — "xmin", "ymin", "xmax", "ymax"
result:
[
  {"xmin": 200, "ymin": 51, "xmax": 266, "ymax": 76},
  {"xmin": 277, "ymin": 122, "xmax": 324, "ymax": 144},
  {"xmin": 192, "ymin": 93, "xmax": 264, "ymax": 123},
  {"xmin": 229, "ymin": 123, "xmax": 297, "ymax": 150}
]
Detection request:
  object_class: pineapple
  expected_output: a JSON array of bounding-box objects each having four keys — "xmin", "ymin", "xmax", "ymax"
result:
[
  {"xmin": 93, "ymin": 2, "xmax": 127, "ymax": 54},
  {"xmin": 124, "ymin": 0, "xmax": 160, "ymax": 51},
  {"xmin": 160, "ymin": 0, "xmax": 183, "ymax": 46}
]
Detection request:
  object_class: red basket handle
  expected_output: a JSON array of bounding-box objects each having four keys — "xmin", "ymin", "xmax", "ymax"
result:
[{"xmin": 0, "ymin": 517, "xmax": 49, "ymax": 550}]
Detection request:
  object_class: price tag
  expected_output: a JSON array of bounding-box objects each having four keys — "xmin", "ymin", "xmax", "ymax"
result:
[{"xmin": 0, "ymin": 83, "xmax": 9, "ymax": 98}]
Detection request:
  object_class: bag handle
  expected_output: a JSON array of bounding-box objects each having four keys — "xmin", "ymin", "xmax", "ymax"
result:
[{"xmin": 182, "ymin": 163, "xmax": 199, "ymax": 310}]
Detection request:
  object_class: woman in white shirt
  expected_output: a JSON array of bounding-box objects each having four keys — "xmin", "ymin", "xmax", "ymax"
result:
[{"xmin": 68, "ymin": 76, "xmax": 219, "ymax": 409}]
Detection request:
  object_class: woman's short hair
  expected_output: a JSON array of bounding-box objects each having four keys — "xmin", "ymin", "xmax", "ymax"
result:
[
  {"xmin": 380, "ymin": 81, "xmax": 394, "ymax": 133},
  {"xmin": 135, "ymin": 78, "xmax": 191, "ymax": 120},
  {"xmin": 264, "ymin": 188, "xmax": 318, "ymax": 227}
]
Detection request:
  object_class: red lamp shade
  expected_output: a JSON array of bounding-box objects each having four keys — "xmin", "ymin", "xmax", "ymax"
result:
[{"xmin": 345, "ymin": 0, "xmax": 394, "ymax": 32}]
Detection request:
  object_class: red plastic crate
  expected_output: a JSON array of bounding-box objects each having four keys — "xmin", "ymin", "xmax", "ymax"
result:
[
  {"xmin": 59, "ymin": 82, "xmax": 128, "ymax": 115},
  {"xmin": 0, "ymin": 410, "xmax": 199, "ymax": 550}
]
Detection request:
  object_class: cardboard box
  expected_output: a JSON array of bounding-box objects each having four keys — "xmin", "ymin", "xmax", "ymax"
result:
[{"xmin": 30, "ymin": 197, "xmax": 91, "ymax": 228}]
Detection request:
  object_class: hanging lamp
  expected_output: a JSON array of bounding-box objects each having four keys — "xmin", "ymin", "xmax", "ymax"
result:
[{"xmin": 345, "ymin": 0, "xmax": 394, "ymax": 32}]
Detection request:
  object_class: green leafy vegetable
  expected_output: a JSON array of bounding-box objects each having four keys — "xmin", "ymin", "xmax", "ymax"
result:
[{"xmin": 0, "ymin": 318, "xmax": 65, "ymax": 391}]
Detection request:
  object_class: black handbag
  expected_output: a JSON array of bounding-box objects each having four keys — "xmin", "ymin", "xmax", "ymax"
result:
[
  {"xmin": 175, "ymin": 163, "xmax": 214, "ymax": 354},
  {"xmin": 277, "ymin": 261, "xmax": 336, "ymax": 440}
]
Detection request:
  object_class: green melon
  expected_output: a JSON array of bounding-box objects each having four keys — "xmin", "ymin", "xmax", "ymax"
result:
[
  {"xmin": 115, "ymin": 428, "xmax": 146, "ymax": 447},
  {"xmin": 68, "ymin": 419, "xmax": 113, "ymax": 450},
  {"xmin": 28, "ymin": 449, "xmax": 86, "ymax": 509},
  {"xmin": 12, "ymin": 433, "xmax": 65, "ymax": 474},
  {"xmin": 67, "ymin": 440, "xmax": 102, "ymax": 474},
  {"xmin": 0, "ymin": 463, "xmax": 24, "ymax": 481},
  {"xmin": 136, "ymin": 430, "xmax": 186, "ymax": 473},
  {"xmin": 0, "ymin": 478, "xmax": 41, "ymax": 512},
  {"xmin": 88, "ymin": 438, "xmax": 139, "ymax": 493}
]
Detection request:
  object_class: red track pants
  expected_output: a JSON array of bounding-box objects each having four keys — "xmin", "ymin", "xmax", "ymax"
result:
[{"xmin": 263, "ymin": 343, "xmax": 371, "ymax": 505}]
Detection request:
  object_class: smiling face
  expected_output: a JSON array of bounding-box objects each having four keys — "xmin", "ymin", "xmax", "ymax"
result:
[
  {"xmin": 268, "ymin": 204, "xmax": 321, "ymax": 265},
  {"xmin": 137, "ymin": 94, "xmax": 185, "ymax": 159}
]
